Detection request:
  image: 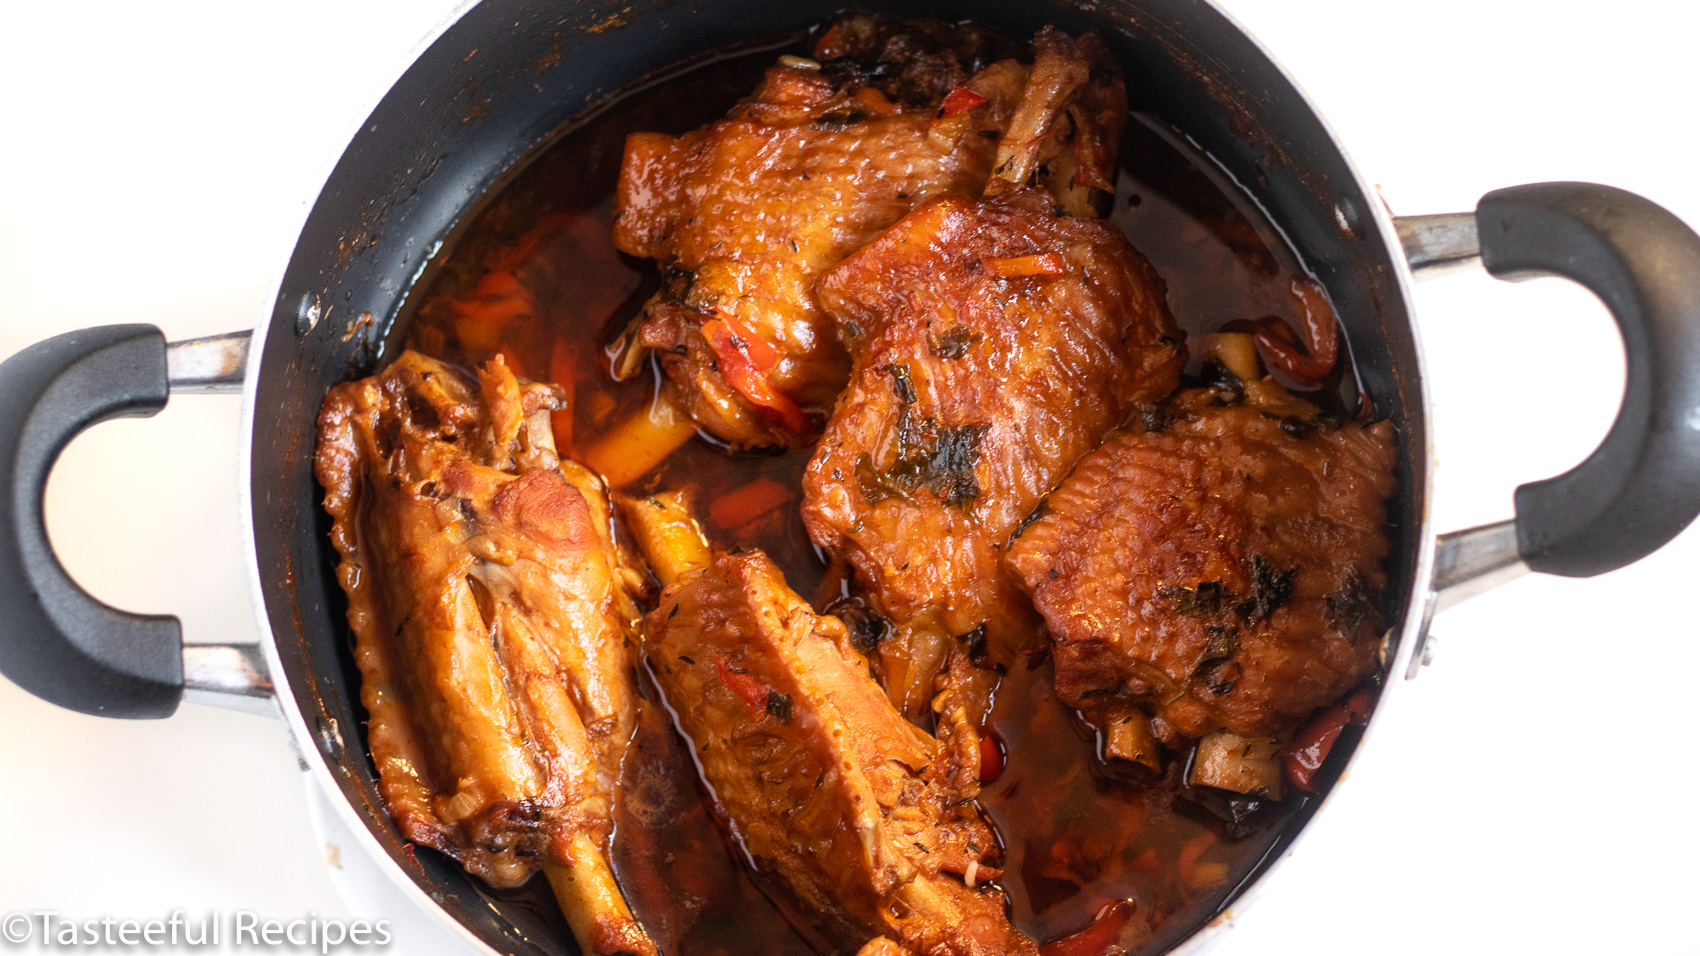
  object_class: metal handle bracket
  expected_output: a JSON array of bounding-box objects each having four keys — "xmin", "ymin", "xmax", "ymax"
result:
[{"xmin": 166, "ymin": 331, "xmax": 251, "ymax": 394}]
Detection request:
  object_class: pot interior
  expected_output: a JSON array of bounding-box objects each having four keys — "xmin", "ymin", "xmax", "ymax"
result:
[{"xmin": 247, "ymin": 1, "xmax": 1424, "ymax": 952}]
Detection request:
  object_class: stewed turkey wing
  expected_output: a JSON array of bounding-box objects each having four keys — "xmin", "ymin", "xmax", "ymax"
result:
[
  {"xmin": 1005, "ymin": 366, "xmax": 1398, "ymax": 751},
  {"xmin": 800, "ymin": 28, "xmax": 1177, "ymax": 724},
  {"xmin": 315, "ymin": 351, "xmax": 655, "ymax": 956},
  {"xmin": 801, "ymin": 189, "xmax": 1184, "ymax": 722},
  {"xmin": 612, "ymin": 15, "xmax": 1029, "ymax": 449},
  {"xmin": 624, "ymin": 496, "xmax": 1033, "ymax": 956},
  {"xmin": 984, "ymin": 27, "xmax": 1126, "ymax": 217}
]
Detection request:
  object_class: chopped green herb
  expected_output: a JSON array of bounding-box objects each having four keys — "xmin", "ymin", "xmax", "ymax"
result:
[
  {"xmin": 883, "ymin": 363, "xmax": 918, "ymax": 404},
  {"xmin": 927, "ymin": 326, "xmax": 980, "ymax": 359},
  {"xmin": 1246, "ymin": 555, "xmax": 1295, "ymax": 621},
  {"xmin": 1201, "ymin": 358, "xmax": 1245, "ymax": 405},
  {"xmin": 1325, "ymin": 564, "xmax": 1379, "ymax": 641}
]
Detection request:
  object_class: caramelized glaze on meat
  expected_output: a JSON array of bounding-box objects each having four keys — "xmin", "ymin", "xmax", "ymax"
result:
[
  {"xmin": 799, "ymin": 28, "xmax": 1171, "ymax": 722},
  {"xmin": 1005, "ymin": 384, "xmax": 1398, "ymax": 739},
  {"xmin": 612, "ymin": 16, "xmax": 1029, "ymax": 448},
  {"xmin": 643, "ymin": 549, "xmax": 1034, "ymax": 956},
  {"xmin": 801, "ymin": 187, "xmax": 1184, "ymax": 721},
  {"xmin": 315, "ymin": 351, "xmax": 655, "ymax": 956}
]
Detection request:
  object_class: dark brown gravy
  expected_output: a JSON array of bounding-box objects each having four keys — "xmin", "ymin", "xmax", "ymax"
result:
[{"xmin": 401, "ymin": 38, "xmax": 1347, "ymax": 956}]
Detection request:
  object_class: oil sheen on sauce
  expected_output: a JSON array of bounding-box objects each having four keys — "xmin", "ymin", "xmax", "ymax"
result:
[{"xmin": 401, "ymin": 42, "xmax": 1339, "ymax": 956}]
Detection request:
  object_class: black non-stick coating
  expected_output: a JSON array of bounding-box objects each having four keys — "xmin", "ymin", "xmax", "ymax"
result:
[{"xmin": 247, "ymin": 1, "xmax": 1424, "ymax": 952}]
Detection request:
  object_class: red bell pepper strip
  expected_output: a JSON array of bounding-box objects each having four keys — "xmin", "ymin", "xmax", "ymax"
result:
[
  {"xmin": 978, "ymin": 733, "xmax": 1005, "ymax": 783},
  {"xmin": 1283, "ymin": 687, "xmax": 1375, "ymax": 792},
  {"xmin": 700, "ymin": 314, "xmax": 810, "ymax": 435},
  {"xmin": 1252, "ymin": 279, "xmax": 1340, "ymax": 386},
  {"xmin": 938, "ymin": 86, "xmax": 988, "ymax": 118},
  {"xmin": 714, "ymin": 655, "xmax": 770, "ymax": 721},
  {"xmin": 708, "ymin": 477, "xmax": 793, "ymax": 530},
  {"xmin": 1039, "ymin": 900, "xmax": 1137, "ymax": 956}
]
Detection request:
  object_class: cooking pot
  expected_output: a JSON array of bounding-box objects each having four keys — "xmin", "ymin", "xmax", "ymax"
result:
[{"xmin": 2, "ymin": 1, "xmax": 1697, "ymax": 953}]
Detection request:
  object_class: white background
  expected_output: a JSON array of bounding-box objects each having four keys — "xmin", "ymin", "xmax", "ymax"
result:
[{"xmin": 1, "ymin": 0, "xmax": 1697, "ymax": 953}]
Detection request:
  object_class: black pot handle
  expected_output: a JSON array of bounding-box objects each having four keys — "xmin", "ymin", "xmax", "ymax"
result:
[
  {"xmin": 1473, "ymin": 183, "xmax": 1700, "ymax": 577},
  {"xmin": 0, "ymin": 325, "xmax": 184, "ymax": 718}
]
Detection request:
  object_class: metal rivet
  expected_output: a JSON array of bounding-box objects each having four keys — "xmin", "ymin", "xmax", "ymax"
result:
[
  {"xmin": 1421, "ymin": 634, "xmax": 1437, "ymax": 667},
  {"xmin": 316, "ymin": 715, "xmax": 344, "ymax": 762},
  {"xmin": 296, "ymin": 292, "xmax": 322, "ymax": 336},
  {"xmin": 1334, "ymin": 198, "xmax": 1360, "ymax": 238}
]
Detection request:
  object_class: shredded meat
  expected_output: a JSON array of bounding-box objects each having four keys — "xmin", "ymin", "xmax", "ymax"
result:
[
  {"xmin": 643, "ymin": 550, "xmax": 1034, "ymax": 956},
  {"xmin": 1005, "ymin": 385, "xmax": 1398, "ymax": 740},
  {"xmin": 612, "ymin": 15, "xmax": 1030, "ymax": 449},
  {"xmin": 315, "ymin": 351, "xmax": 655, "ymax": 956}
]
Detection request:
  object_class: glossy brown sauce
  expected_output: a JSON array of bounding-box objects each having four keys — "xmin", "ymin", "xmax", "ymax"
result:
[{"xmin": 402, "ymin": 40, "xmax": 1348, "ymax": 956}]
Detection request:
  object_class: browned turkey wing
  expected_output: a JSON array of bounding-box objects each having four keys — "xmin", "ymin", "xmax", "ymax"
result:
[
  {"xmin": 799, "ymin": 28, "xmax": 1175, "ymax": 723},
  {"xmin": 612, "ymin": 15, "xmax": 1029, "ymax": 449},
  {"xmin": 625, "ymin": 499, "xmax": 1034, "ymax": 956},
  {"xmin": 801, "ymin": 188, "xmax": 1184, "ymax": 722},
  {"xmin": 985, "ymin": 27, "xmax": 1126, "ymax": 216},
  {"xmin": 315, "ymin": 350, "xmax": 655, "ymax": 956},
  {"xmin": 1005, "ymin": 372, "xmax": 1398, "ymax": 746}
]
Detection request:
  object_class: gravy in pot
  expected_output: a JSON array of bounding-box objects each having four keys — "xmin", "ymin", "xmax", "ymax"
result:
[{"xmin": 396, "ymin": 37, "xmax": 1366, "ymax": 956}]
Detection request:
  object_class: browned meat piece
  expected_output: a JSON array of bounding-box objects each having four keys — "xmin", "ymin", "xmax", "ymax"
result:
[
  {"xmin": 800, "ymin": 187, "xmax": 1184, "ymax": 720},
  {"xmin": 857, "ymin": 939, "xmax": 917, "ymax": 956},
  {"xmin": 633, "ymin": 529, "xmax": 1034, "ymax": 956},
  {"xmin": 1004, "ymin": 377, "xmax": 1398, "ymax": 743},
  {"xmin": 315, "ymin": 351, "xmax": 656, "ymax": 956},
  {"xmin": 612, "ymin": 15, "xmax": 1030, "ymax": 449},
  {"xmin": 799, "ymin": 28, "xmax": 1171, "ymax": 723},
  {"xmin": 985, "ymin": 28, "xmax": 1126, "ymax": 217}
]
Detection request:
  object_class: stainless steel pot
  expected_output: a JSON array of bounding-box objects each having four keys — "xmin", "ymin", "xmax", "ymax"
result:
[{"xmin": 2, "ymin": 1, "xmax": 1696, "ymax": 954}]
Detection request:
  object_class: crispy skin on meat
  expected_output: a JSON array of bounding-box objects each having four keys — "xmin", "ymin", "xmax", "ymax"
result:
[
  {"xmin": 612, "ymin": 16, "xmax": 1029, "ymax": 449},
  {"xmin": 800, "ymin": 28, "xmax": 1163, "ymax": 722},
  {"xmin": 643, "ymin": 550, "xmax": 1034, "ymax": 956},
  {"xmin": 1005, "ymin": 385, "xmax": 1398, "ymax": 740},
  {"xmin": 315, "ymin": 351, "xmax": 655, "ymax": 956},
  {"xmin": 801, "ymin": 189, "xmax": 1185, "ymax": 722}
]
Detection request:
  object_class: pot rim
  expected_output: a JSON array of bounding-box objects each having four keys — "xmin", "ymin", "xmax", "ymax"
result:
[
  {"xmin": 236, "ymin": 0, "xmax": 494, "ymax": 951},
  {"xmin": 234, "ymin": 1, "xmax": 1441, "ymax": 952},
  {"xmin": 1109, "ymin": 0, "xmax": 1439, "ymax": 947}
]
